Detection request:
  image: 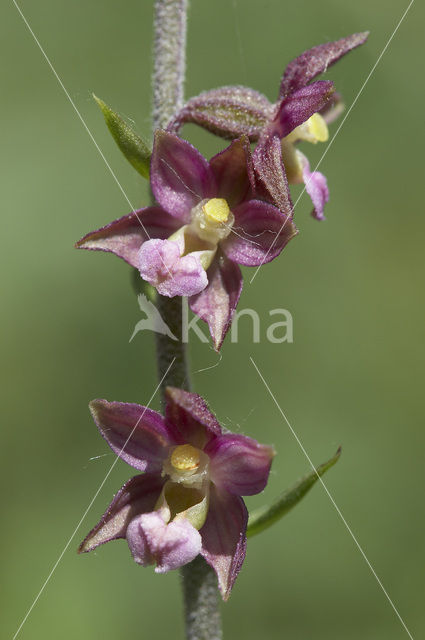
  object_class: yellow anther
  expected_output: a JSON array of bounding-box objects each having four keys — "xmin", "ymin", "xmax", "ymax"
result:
[
  {"xmin": 170, "ymin": 444, "xmax": 201, "ymax": 472},
  {"xmin": 202, "ymin": 198, "xmax": 230, "ymax": 224},
  {"xmin": 307, "ymin": 113, "xmax": 329, "ymax": 143}
]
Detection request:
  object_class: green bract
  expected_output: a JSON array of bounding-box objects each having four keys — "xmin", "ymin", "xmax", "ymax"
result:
[
  {"xmin": 247, "ymin": 447, "xmax": 341, "ymax": 538},
  {"xmin": 94, "ymin": 94, "xmax": 151, "ymax": 178}
]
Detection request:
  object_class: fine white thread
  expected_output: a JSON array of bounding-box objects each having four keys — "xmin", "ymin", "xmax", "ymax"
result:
[
  {"xmin": 249, "ymin": 0, "xmax": 415, "ymax": 284},
  {"xmin": 12, "ymin": 358, "xmax": 175, "ymax": 639},
  {"xmin": 250, "ymin": 356, "xmax": 414, "ymax": 640}
]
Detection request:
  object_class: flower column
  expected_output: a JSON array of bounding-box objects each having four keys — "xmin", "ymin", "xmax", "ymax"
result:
[{"xmin": 151, "ymin": 1, "xmax": 222, "ymax": 638}]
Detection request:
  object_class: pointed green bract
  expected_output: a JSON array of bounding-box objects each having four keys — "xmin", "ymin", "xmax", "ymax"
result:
[
  {"xmin": 246, "ymin": 447, "xmax": 341, "ymax": 538},
  {"xmin": 93, "ymin": 95, "xmax": 151, "ymax": 178}
]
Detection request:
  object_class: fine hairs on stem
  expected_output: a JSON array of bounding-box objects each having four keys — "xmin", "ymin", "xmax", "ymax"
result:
[{"xmin": 151, "ymin": 2, "xmax": 222, "ymax": 638}]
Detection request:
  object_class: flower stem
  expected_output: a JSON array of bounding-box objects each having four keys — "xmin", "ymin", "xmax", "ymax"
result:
[
  {"xmin": 151, "ymin": 2, "xmax": 222, "ymax": 639},
  {"xmin": 155, "ymin": 294, "xmax": 190, "ymax": 401},
  {"xmin": 180, "ymin": 556, "xmax": 222, "ymax": 640},
  {"xmin": 152, "ymin": 0, "xmax": 187, "ymax": 131}
]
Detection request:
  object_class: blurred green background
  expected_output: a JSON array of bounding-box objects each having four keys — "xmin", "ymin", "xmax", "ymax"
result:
[{"xmin": 2, "ymin": 0, "xmax": 424, "ymax": 638}]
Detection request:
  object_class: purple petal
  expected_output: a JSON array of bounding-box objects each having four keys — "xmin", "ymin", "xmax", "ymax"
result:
[
  {"xmin": 168, "ymin": 86, "xmax": 273, "ymax": 141},
  {"xmin": 221, "ymin": 199, "xmax": 297, "ymax": 266},
  {"xmin": 89, "ymin": 399, "xmax": 178, "ymax": 472},
  {"xmin": 200, "ymin": 484, "xmax": 248, "ymax": 600},
  {"xmin": 252, "ymin": 135, "xmax": 293, "ymax": 217},
  {"xmin": 138, "ymin": 239, "xmax": 208, "ymax": 297},
  {"xmin": 209, "ymin": 136, "xmax": 255, "ymax": 208},
  {"xmin": 75, "ymin": 208, "xmax": 181, "ymax": 269},
  {"xmin": 206, "ymin": 434, "xmax": 275, "ymax": 496},
  {"xmin": 127, "ymin": 511, "xmax": 202, "ymax": 572},
  {"xmin": 189, "ymin": 253, "xmax": 243, "ymax": 351},
  {"xmin": 78, "ymin": 474, "xmax": 164, "ymax": 553},
  {"xmin": 150, "ymin": 130, "xmax": 216, "ymax": 221},
  {"xmin": 279, "ymin": 32, "xmax": 369, "ymax": 98},
  {"xmin": 274, "ymin": 81, "xmax": 335, "ymax": 139},
  {"xmin": 165, "ymin": 387, "xmax": 222, "ymax": 448},
  {"xmin": 301, "ymin": 154, "xmax": 329, "ymax": 221}
]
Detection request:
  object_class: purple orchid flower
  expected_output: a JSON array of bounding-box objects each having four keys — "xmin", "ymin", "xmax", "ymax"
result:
[
  {"xmin": 168, "ymin": 32, "xmax": 368, "ymax": 221},
  {"xmin": 76, "ymin": 130, "xmax": 297, "ymax": 349},
  {"xmin": 78, "ymin": 387, "xmax": 275, "ymax": 600}
]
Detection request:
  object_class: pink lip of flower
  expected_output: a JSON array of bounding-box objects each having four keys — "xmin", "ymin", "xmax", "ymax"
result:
[
  {"xmin": 75, "ymin": 130, "xmax": 297, "ymax": 350},
  {"xmin": 78, "ymin": 387, "xmax": 275, "ymax": 600},
  {"xmin": 168, "ymin": 32, "xmax": 368, "ymax": 221}
]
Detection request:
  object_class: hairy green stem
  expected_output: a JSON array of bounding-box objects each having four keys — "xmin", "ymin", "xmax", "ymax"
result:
[
  {"xmin": 155, "ymin": 295, "xmax": 190, "ymax": 402},
  {"xmin": 153, "ymin": 0, "xmax": 188, "ymax": 130},
  {"xmin": 152, "ymin": 2, "xmax": 222, "ymax": 638},
  {"xmin": 180, "ymin": 556, "xmax": 222, "ymax": 640}
]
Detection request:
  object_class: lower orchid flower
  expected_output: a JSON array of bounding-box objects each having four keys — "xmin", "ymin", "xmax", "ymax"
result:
[
  {"xmin": 79, "ymin": 387, "xmax": 275, "ymax": 600},
  {"xmin": 76, "ymin": 130, "xmax": 297, "ymax": 349}
]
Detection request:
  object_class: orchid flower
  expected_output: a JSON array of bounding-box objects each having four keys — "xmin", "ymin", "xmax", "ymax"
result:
[
  {"xmin": 79, "ymin": 387, "xmax": 275, "ymax": 600},
  {"xmin": 168, "ymin": 33, "xmax": 368, "ymax": 221},
  {"xmin": 76, "ymin": 130, "xmax": 297, "ymax": 349}
]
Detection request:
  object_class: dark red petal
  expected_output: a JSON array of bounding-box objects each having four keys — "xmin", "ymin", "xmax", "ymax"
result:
[
  {"xmin": 221, "ymin": 199, "xmax": 297, "ymax": 266},
  {"xmin": 252, "ymin": 135, "xmax": 294, "ymax": 217},
  {"xmin": 164, "ymin": 387, "xmax": 222, "ymax": 448},
  {"xmin": 75, "ymin": 207, "xmax": 180, "ymax": 268},
  {"xmin": 274, "ymin": 81, "xmax": 335, "ymax": 138},
  {"xmin": 78, "ymin": 474, "xmax": 164, "ymax": 553},
  {"xmin": 89, "ymin": 399, "xmax": 179, "ymax": 472},
  {"xmin": 206, "ymin": 433, "xmax": 275, "ymax": 495},
  {"xmin": 210, "ymin": 136, "xmax": 255, "ymax": 207},
  {"xmin": 151, "ymin": 130, "xmax": 216, "ymax": 221},
  {"xmin": 189, "ymin": 254, "xmax": 243, "ymax": 351},
  {"xmin": 279, "ymin": 32, "xmax": 369, "ymax": 98},
  {"xmin": 200, "ymin": 484, "xmax": 248, "ymax": 600}
]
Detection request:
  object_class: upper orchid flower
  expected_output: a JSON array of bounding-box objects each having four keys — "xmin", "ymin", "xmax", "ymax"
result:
[
  {"xmin": 168, "ymin": 33, "xmax": 368, "ymax": 221},
  {"xmin": 76, "ymin": 130, "xmax": 297, "ymax": 349},
  {"xmin": 78, "ymin": 387, "xmax": 275, "ymax": 600}
]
